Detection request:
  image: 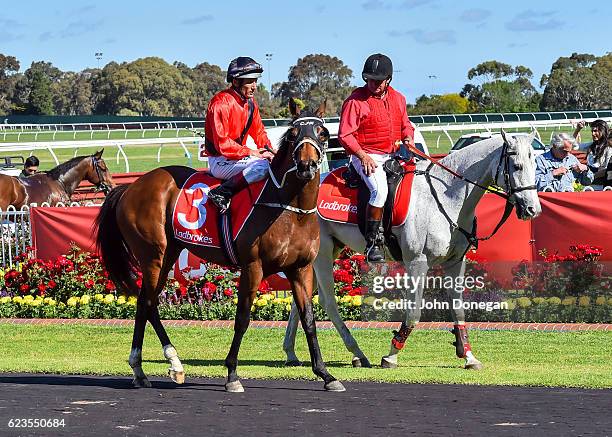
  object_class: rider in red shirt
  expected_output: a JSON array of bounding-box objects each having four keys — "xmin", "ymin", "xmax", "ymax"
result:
[
  {"xmin": 338, "ymin": 54, "xmax": 414, "ymax": 262},
  {"xmin": 205, "ymin": 57, "xmax": 274, "ymax": 213}
]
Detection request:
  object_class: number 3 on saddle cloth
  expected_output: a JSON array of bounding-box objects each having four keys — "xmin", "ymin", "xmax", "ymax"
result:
[
  {"xmin": 317, "ymin": 157, "xmax": 417, "ymax": 261},
  {"xmin": 172, "ymin": 171, "xmax": 267, "ymax": 265}
]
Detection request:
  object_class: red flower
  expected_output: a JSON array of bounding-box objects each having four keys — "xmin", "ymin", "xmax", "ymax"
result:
[
  {"xmin": 105, "ymin": 280, "xmax": 115, "ymax": 291},
  {"xmin": 203, "ymin": 281, "xmax": 217, "ymax": 293},
  {"xmin": 37, "ymin": 283, "xmax": 47, "ymax": 293},
  {"xmin": 47, "ymin": 280, "xmax": 57, "ymax": 289},
  {"xmin": 178, "ymin": 285, "xmax": 187, "ymax": 297},
  {"xmin": 223, "ymin": 288, "xmax": 234, "ymax": 297},
  {"xmin": 85, "ymin": 279, "xmax": 95, "ymax": 289},
  {"xmin": 136, "ymin": 278, "xmax": 143, "ymax": 288},
  {"xmin": 19, "ymin": 284, "xmax": 30, "ymax": 294},
  {"xmin": 215, "ymin": 275, "xmax": 224, "ymax": 281},
  {"xmin": 258, "ymin": 280, "xmax": 270, "ymax": 292}
]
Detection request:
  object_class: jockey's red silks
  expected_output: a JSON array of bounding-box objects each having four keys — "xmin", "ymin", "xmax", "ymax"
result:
[{"xmin": 339, "ymin": 86, "xmax": 414, "ymax": 155}]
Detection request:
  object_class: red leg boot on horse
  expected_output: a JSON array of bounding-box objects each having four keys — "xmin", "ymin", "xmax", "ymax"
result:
[{"xmin": 451, "ymin": 323, "xmax": 483, "ymax": 370}]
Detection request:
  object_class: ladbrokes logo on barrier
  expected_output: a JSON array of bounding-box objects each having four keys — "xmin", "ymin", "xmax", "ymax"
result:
[{"xmin": 318, "ymin": 199, "xmax": 357, "ymax": 213}]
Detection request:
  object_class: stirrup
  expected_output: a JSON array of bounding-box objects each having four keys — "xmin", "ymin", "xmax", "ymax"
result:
[
  {"xmin": 365, "ymin": 243, "xmax": 385, "ymax": 263},
  {"xmin": 208, "ymin": 192, "xmax": 230, "ymax": 214}
]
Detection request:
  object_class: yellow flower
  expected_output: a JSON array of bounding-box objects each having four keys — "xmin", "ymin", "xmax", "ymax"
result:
[
  {"xmin": 255, "ymin": 298, "xmax": 268, "ymax": 307},
  {"xmin": 351, "ymin": 296, "xmax": 362, "ymax": 307},
  {"xmin": 561, "ymin": 297, "xmax": 576, "ymax": 306},
  {"xmin": 0, "ymin": 296, "xmax": 11, "ymax": 304},
  {"xmin": 12, "ymin": 296, "xmax": 23, "ymax": 304},
  {"xmin": 23, "ymin": 295, "xmax": 34, "ymax": 302},
  {"xmin": 340, "ymin": 295, "xmax": 352, "ymax": 304},
  {"xmin": 127, "ymin": 296, "xmax": 137, "ymax": 304},
  {"xmin": 47, "ymin": 298, "xmax": 56, "ymax": 306},
  {"xmin": 94, "ymin": 293, "xmax": 104, "ymax": 302},
  {"xmin": 363, "ymin": 296, "xmax": 376, "ymax": 306},
  {"xmin": 334, "ymin": 295, "xmax": 339, "ymax": 302},
  {"xmin": 116, "ymin": 296, "xmax": 126, "ymax": 305},
  {"xmin": 595, "ymin": 296, "xmax": 606, "ymax": 306},
  {"xmin": 607, "ymin": 297, "xmax": 612, "ymax": 306},
  {"xmin": 312, "ymin": 295, "xmax": 319, "ymax": 305},
  {"xmin": 232, "ymin": 297, "xmax": 238, "ymax": 305},
  {"xmin": 272, "ymin": 298, "xmax": 284, "ymax": 305},
  {"xmin": 504, "ymin": 299, "xmax": 516, "ymax": 310},
  {"xmin": 532, "ymin": 297, "xmax": 545, "ymax": 305},
  {"xmin": 250, "ymin": 305, "xmax": 255, "ymax": 312},
  {"xmin": 517, "ymin": 297, "xmax": 531, "ymax": 308},
  {"xmin": 283, "ymin": 296, "xmax": 293, "ymax": 304},
  {"xmin": 29, "ymin": 299, "xmax": 42, "ymax": 307},
  {"xmin": 578, "ymin": 296, "xmax": 590, "ymax": 307},
  {"xmin": 80, "ymin": 295, "xmax": 91, "ymax": 305},
  {"xmin": 547, "ymin": 297, "xmax": 561, "ymax": 305},
  {"xmin": 261, "ymin": 293, "xmax": 274, "ymax": 300},
  {"xmin": 285, "ymin": 304, "xmax": 292, "ymax": 312},
  {"xmin": 67, "ymin": 297, "xmax": 79, "ymax": 307},
  {"xmin": 104, "ymin": 294, "xmax": 115, "ymax": 304}
]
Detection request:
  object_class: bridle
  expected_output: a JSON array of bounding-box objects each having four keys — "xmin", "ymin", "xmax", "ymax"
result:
[
  {"xmin": 92, "ymin": 156, "xmax": 112, "ymax": 195},
  {"xmin": 407, "ymin": 138, "xmax": 536, "ymax": 257},
  {"xmin": 259, "ymin": 115, "xmax": 328, "ymax": 214},
  {"xmin": 266, "ymin": 116, "xmax": 328, "ymax": 189}
]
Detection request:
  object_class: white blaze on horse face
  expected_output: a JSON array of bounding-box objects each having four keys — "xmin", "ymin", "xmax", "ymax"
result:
[{"xmin": 177, "ymin": 182, "xmax": 210, "ymax": 230}]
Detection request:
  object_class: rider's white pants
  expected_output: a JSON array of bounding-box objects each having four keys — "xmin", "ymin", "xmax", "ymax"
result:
[
  {"xmin": 208, "ymin": 155, "xmax": 270, "ymax": 184},
  {"xmin": 350, "ymin": 153, "xmax": 390, "ymax": 208}
]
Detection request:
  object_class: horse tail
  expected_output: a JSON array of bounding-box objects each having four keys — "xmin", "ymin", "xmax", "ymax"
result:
[{"xmin": 94, "ymin": 184, "xmax": 138, "ymax": 294}]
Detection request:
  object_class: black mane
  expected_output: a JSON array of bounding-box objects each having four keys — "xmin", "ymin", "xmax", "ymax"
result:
[{"xmin": 45, "ymin": 155, "xmax": 91, "ymax": 180}]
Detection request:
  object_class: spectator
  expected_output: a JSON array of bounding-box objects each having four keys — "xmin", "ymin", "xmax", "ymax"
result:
[
  {"xmin": 19, "ymin": 156, "xmax": 39, "ymax": 179},
  {"xmin": 535, "ymin": 133, "xmax": 593, "ymax": 192},
  {"xmin": 573, "ymin": 119, "xmax": 611, "ymax": 186}
]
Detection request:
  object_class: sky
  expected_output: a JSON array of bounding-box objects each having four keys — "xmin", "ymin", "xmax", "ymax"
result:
[{"xmin": 1, "ymin": 0, "xmax": 610, "ymax": 103}]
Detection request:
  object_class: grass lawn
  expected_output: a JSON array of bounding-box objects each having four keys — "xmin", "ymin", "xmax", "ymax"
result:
[{"xmin": 0, "ymin": 324, "xmax": 610, "ymax": 389}]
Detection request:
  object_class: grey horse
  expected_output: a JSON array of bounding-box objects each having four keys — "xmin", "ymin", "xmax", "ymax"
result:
[{"xmin": 284, "ymin": 130, "xmax": 542, "ymax": 369}]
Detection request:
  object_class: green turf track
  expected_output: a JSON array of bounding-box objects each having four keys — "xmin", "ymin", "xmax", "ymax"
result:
[{"xmin": 0, "ymin": 325, "xmax": 609, "ymax": 388}]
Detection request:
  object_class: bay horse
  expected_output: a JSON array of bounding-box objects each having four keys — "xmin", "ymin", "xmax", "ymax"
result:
[
  {"xmin": 284, "ymin": 131, "xmax": 542, "ymax": 370},
  {"xmin": 0, "ymin": 150, "xmax": 114, "ymax": 209},
  {"xmin": 95, "ymin": 99, "xmax": 346, "ymax": 392}
]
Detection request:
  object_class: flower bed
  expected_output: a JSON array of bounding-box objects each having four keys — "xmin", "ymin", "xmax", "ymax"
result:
[{"xmin": 0, "ymin": 244, "xmax": 609, "ymax": 323}]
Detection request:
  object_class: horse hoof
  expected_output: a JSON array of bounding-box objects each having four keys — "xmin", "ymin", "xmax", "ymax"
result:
[
  {"xmin": 169, "ymin": 369, "xmax": 185, "ymax": 384},
  {"xmin": 225, "ymin": 380, "xmax": 244, "ymax": 393},
  {"xmin": 465, "ymin": 360, "xmax": 483, "ymax": 370},
  {"xmin": 324, "ymin": 380, "xmax": 346, "ymax": 392},
  {"xmin": 380, "ymin": 357, "xmax": 398, "ymax": 369},
  {"xmin": 352, "ymin": 357, "xmax": 372, "ymax": 368},
  {"xmin": 132, "ymin": 377, "xmax": 152, "ymax": 388},
  {"xmin": 285, "ymin": 360, "xmax": 303, "ymax": 367}
]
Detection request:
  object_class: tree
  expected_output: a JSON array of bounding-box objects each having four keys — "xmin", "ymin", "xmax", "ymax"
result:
[
  {"xmin": 52, "ymin": 70, "xmax": 96, "ymax": 115},
  {"xmin": 274, "ymin": 54, "xmax": 352, "ymax": 115},
  {"xmin": 93, "ymin": 57, "xmax": 193, "ymax": 116},
  {"xmin": 409, "ymin": 93, "xmax": 469, "ymax": 115},
  {"xmin": 540, "ymin": 53, "xmax": 612, "ymax": 111},
  {"xmin": 461, "ymin": 60, "xmax": 540, "ymax": 112},
  {"xmin": 0, "ymin": 54, "xmax": 21, "ymax": 115},
  {"xmin": 175, "ymin": 61, "xmax": 226, "ymax": 117},
  {"xmin": 27, "ymin": 70, "xmax": 54, "ymax": 115}
]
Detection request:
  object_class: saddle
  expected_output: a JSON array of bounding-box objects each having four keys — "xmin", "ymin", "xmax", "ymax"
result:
[{"xmin": 342, "ymin": 157, "xmax": 415, "ymax": 261}]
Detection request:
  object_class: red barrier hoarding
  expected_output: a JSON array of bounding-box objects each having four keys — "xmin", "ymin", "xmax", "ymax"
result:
[{"xmin": 30, "ymin": 192, "xmax": 612, "ymax": 289}]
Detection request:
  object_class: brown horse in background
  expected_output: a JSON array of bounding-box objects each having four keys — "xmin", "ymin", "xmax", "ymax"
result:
[
  {"xmin": 95, "ymin": 99, "xmax": 346, "ymax": 393},
  {"xmin": 0, "ymin": 150, "xmax": 115, "ymax": 209}
]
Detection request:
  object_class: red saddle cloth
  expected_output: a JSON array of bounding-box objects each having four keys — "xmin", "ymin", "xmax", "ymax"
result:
[
  {"xmin": 172, "ymin": 171, "xmax": 266, "ymax": 248},
  {"xmin": 317, "ymin": 160, "xmax": 416, "ymax": 227}
]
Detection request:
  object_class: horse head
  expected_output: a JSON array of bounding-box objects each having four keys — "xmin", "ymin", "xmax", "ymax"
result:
[
  {"xmin": 87, "ymin": 149, "xmax": 116, "ymax": 195},
  {"xmin": 499, "ymin": 129, "xmax": 542, "ymax": 220},
  {"xmin": 272, "ymin": 98, "xmax": 329, "ymax": 183}
]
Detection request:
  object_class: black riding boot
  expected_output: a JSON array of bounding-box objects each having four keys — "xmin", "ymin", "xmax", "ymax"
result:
[
  {"xmin": 208, "ymin": 173, "xmax": 248, "ymax": 214},
  {"xmin": 364, "ymin": 205, "xmax": 385, "ymax": 263}
]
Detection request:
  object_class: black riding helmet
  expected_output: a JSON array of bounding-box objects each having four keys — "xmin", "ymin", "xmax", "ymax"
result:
[
  {"xmin": 362, "ymin": 53, "xmax": 393, "ymax": 82},
  {"xmin": 226, "ymin": 57, "xmax": 263, "ymax": 83}
]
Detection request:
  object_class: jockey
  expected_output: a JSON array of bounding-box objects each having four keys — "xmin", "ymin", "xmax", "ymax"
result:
[
  {"xmin": 205, "ymin": 56, "xmax": 275, "ymax": 213},
  {"xmin": 338, "ymin": 54, "xmax": 415, "ymax": 262}
]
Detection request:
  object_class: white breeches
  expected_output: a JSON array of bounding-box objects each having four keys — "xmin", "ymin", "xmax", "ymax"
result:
[
  {"xmin": 208, "ymin": 155, "xmax": 270, "ymax": 184},
  {"xmin": 350, "ymin": 153, "xmax": 391, "ymax": 207}
]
